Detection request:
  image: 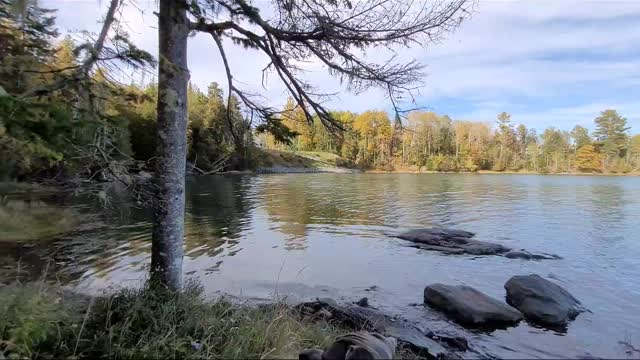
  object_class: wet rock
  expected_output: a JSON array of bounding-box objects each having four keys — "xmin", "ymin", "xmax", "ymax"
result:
[
  {"xmin": 426, "ymin": 332, "xmax": 469, "ymax": 352},
  {"xmin": 504, "ymin": 250, "xmax": 563, "ymax": 260},
  {"xmin": 424, "ymin": 284, "xmax": 523, "ymax": 328},
  {"xmin": 395, "ymin": 228, "xmax": 510, "ymax": 256},
  {"xmin": 505, "ymin": 274, "xmax": 583, "ymax": 328},
  {"xmin": 297, "ymin": 298, "xmax": 463, "ymax": 359},
  {"xmin": 355, "ymin": 297, "xmax": 369, "ymax": 307},
  {"xmin": 385, "ymin": 325, "xmax": 450, "ymax": 359},
  {"xmin": 300, "ymin": 332, "xmax": 397, "ymax": 360}
]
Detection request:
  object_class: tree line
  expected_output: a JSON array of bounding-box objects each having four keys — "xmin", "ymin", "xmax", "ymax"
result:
[
  {"xmin": 1, "ymin": 0, "xmax": 637, "ymax": 181},
  {"xmin": 0, "ymin": 0, "xmax": 253, "ymax": 180},
  {"xmin": 260, "ymin": 102, "xmax": 640, "ymax": 174}
]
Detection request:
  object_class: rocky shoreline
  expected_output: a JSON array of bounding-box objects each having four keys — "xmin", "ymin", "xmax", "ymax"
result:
[{"xmin": 292, "ymin": 228, "xmax": 585, "ymax": 359}]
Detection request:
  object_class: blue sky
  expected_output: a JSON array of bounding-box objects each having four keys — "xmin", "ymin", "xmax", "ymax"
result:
[{"xmin": 45, "ymin": 0, "xmax": 640, "ymax": 133}]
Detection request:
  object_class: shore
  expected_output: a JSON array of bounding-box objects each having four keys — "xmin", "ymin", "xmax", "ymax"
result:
[
  {"xmin": 0, "ymin": 279, "xmax": 437, "ymax": 359},
  {"xmin": 249, "ymin": 149, "xmax": 640, "ymax": 176}
]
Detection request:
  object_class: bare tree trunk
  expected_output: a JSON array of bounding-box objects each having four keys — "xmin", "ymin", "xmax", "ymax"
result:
[{"xmin": 151, "ymin": 0, "xmax": 190, "ymax": 291}]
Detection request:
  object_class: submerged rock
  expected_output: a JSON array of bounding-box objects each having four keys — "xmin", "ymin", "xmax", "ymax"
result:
[
  {"xmin": 425, "ymin": 332, "xmax": 469, "ymax": 352},
  {"xmin": 504, "ymin": 250, "xmax": 563, "ymax": 260},
  {"xmin": 424, "ymin": 284, "xmax": 523, "ymax": 328},
  {"xmin": 505, "ymin": 274, "xmax": 583, "ymax": 328},
  {"xmin": 395, "ymin": 228, "xmax": 510, "ymax": 256}
]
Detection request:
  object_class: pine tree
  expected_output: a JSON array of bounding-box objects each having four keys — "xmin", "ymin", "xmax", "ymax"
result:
[{"xmin": 593, "ymin": 109, "xmax": 629, "ymax": 158}]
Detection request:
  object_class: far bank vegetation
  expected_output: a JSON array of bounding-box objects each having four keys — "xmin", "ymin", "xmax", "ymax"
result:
[{"xmin": 1, "ymin": 2, "xmax": 638, "ymax": 180}]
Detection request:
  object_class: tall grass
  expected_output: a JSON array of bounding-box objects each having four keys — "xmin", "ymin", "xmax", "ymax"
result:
[{"xmin": 0, "ymin": 280, "xmax": 342, "ymax": 359}]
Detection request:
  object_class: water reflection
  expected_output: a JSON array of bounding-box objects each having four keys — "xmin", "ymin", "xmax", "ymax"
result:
[{"xmin": 2, "ymin": 174, "xmax": 640, "ymax": 359}]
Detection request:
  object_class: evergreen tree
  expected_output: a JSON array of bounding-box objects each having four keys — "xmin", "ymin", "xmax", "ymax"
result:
[
  {"xmin": 593, "ymin": 109, "xmax": 629, "ymax": 157},
  {"xmin": 570, "ymin": 125, "xmax": 591, "ymax": 150}
]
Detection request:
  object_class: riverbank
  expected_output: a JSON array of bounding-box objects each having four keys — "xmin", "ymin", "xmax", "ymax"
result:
[
  {"xmin": 0, "ymin": 280, "xmax": 432, "ymax": 359},
  {"xmin": 0, "ymin": 281, "xmax": 344, "ymax": 359},
  {"xmin": 366, "ymin": 168, "xmax": 640, "ymax": 176},
  {"xmin": 252, "ymin": 149, "xmax": 640, "ymax": 176}
]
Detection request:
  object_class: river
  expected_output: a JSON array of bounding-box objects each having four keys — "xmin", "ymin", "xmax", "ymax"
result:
[{"xmin": 3, "ymin": 173, "xmax": 640, "ymax": 358}]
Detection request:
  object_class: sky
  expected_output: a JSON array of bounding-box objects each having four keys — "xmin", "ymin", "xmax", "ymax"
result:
[{"xmin": 43, "ymin": 0, "xmax": 640, "ymax": 133}]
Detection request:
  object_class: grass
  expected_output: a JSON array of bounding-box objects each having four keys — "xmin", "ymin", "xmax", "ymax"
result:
[
  {"xmin": 0, "ymin": 280, "xmax": 344, "ymax": 359},
  {"xmin": 252, "ymin": 149, "xmax": 353, "ymax": 170},
  {"xmin": 0, "ymin": 203, "xmax": 77, "ymax": 242}
]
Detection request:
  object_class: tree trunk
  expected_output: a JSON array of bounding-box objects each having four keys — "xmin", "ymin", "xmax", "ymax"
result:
[{"xmin": 151, "ymin": 0, "xmax": 190, "ymax": 291}]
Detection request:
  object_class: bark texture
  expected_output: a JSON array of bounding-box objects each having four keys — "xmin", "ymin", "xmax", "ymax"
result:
[{"xmin": 151, "ymin": 0, "xmax": 190, "ymax": 291}]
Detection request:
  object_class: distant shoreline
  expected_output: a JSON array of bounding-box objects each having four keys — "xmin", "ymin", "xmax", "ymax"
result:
[
  {"xmin": 365, "ymin": 169, "xmax": 640, "ymax": 176},
  {"xmin": 247, "ymin": 167, "xmax": 640, "ymax": 177}
]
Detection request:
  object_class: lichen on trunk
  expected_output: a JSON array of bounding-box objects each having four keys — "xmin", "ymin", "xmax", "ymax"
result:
[{"xmin": 151, "ymin": 0, "xmax": 190, "ymax": 291}]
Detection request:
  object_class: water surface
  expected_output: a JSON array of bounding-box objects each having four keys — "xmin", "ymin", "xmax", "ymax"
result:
[{"xmin": 4, "ymin": 174, "xmax": 640, "ymax": 359}]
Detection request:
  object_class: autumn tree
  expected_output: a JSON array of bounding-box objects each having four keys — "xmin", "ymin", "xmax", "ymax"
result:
[
  {"xmin": 629, "ymin": 134, "xmax": 640, "ymax": 170},
  {"xmin": 575, "ymin": 144, "xmax": 602, "ymax": 172}
]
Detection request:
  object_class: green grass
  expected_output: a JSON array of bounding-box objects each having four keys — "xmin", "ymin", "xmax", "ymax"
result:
[
  {"xmin": 0, "ymin": 281, "xmax": 344, "ymax": 359},
  {"xmin": 0, "ymin": 203, "xmax": 77, "ymax": 242}
]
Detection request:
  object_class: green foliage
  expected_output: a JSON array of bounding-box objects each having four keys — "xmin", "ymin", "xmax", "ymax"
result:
[
  {"xmin": 0, "ymin": 283, "xmax": 78, "ymax": 357},
  {"xmin": 570, "ymin": 125, "xmax": 591, "ymax": 149},
  {"xmin": 0, "ymin": 1, "xmax": 147, "ymax": 179},
  {"xmin": 594, "ymin": 109, "xmax": 630, "ymax": 157}
]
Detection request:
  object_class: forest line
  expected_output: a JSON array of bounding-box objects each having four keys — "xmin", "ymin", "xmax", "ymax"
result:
[{"xmin": 1, "ymin": 1, "xmax": 638, "ymax": 180}]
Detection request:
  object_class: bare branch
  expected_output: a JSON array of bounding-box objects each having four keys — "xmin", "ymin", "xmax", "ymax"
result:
[{"xmin": 190, "ymin": 0, "xmax": 474, "ymax": 131}]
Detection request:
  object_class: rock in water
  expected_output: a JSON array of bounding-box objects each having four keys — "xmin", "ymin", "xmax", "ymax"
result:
[
  {"xmin": 504, "ymin": 274, "xmax": 583, "ymax": 328},
  {"xmin": 384, "ymin": 325, "xmax": 449, "ymax": 359},
  {"xmin": 395, "ymin": 228, "xmax": 510, "ymax": 256},
  {"xmin": 300, "ymin": 332, "xmax": 397, "ymax": 360},
  {"xmin": 297, "ymin": 299, "xmax": 465, "ymax": 358},
  {"xmin": 424, "ymin": 284, "xmax": 523, "ymax": 328},
  {"xmin": 504, "ymin": 250, "xmax": 563, "ymax": 260}
]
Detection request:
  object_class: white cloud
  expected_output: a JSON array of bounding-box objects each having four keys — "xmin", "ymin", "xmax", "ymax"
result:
[{"xmin": 44, "ymin": 0, "xmax": 640, "ymax": 131}]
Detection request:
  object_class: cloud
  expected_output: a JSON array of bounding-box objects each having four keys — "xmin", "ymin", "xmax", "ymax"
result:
[{"xmin": 44, "ymin": 0, "xmax": 640, "ymax": 132}]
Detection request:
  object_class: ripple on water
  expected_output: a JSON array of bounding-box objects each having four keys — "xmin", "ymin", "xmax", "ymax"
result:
[{"xmin": 7, "ymin": 173, "xmax": 640, "ymax": 359}]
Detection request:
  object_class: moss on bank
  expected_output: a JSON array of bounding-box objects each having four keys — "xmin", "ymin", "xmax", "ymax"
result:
[
  {"xmin": 0, "ymin": 281, "xmax": 343, "ymax": 359},
  {"xmin": 0, "ymin": 203, "xmax": 77, "ymax": 243}
]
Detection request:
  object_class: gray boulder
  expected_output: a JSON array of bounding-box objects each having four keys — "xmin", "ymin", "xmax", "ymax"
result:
[
  {"xmin": 424, "ymin": 284, "xmax": 523, "ymax": 327},
  {"xmin": 395, "ymin": 228, "xmax": 510, "ymax": 256},
  {"xmin": 505, "ymin": 274, "xmax": 583, "ymax": 328}
]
